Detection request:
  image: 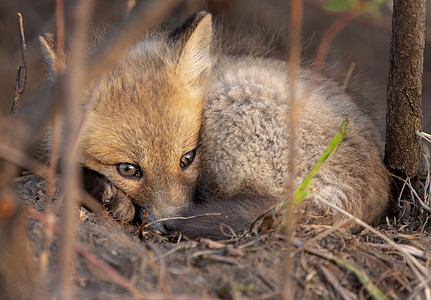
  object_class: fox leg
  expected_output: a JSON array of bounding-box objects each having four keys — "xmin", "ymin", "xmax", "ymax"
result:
[{"xmin": 82, "ymin": 167, "xmax": 135, "ymax": 222}]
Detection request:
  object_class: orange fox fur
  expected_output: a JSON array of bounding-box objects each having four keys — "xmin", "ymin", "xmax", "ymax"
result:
[{"xmin": 40, "ymin": 11, "xmax": 389, "ymax": 239}]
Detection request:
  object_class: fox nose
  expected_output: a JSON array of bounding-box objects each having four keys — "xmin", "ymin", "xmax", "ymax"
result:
[{"xmin": 136, "ymin": 206, "xmax": 167, "ymax": 235}]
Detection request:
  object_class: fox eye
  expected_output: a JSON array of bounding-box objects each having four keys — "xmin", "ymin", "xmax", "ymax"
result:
[
  {"xmin": 180, "ymin": 150, "xmax": 196, "ymax": 170},
  {"xmin": 116, "ymin": 163, "xmax": 142, "ymax": 179}
]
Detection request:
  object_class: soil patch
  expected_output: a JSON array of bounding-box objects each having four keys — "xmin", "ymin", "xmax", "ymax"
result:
[{"xmin": 13, "ymin": 175, "xmax": 431, "ymax": 299}]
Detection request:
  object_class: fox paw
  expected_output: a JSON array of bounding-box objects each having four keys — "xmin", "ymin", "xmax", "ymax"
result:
[
  {"xmin": 82, "ymin": 167, "xmax": 135, "ymax": 223},
  {"xmin": 101, "ymin": 183, "xmax": 135, "ymax": 222}
]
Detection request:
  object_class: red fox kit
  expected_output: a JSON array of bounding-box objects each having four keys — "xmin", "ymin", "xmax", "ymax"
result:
[{"xmin": 40, "ymin": 11, "xmax": 389, "ymax": 239}]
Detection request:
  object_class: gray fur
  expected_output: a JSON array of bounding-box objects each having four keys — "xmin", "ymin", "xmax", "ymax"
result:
[{"xmin": 197, "ymin": 56, "xmax": 389, "ymax": 229}]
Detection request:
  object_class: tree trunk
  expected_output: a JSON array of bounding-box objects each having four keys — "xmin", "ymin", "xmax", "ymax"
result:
[{"xmin": 384, "ymin": 0, "xmax": 425, "ymax": 177}]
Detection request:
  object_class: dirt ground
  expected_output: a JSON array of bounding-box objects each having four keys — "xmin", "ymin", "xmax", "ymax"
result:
[{"xmin": 12, "ymin": 174, "xmax": 431, "ymax": 299}]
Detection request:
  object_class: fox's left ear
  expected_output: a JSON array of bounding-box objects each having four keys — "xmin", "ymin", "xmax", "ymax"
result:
[
  {"xmin": 171, "ymin": 11, "xmax": 213, "ymax": 91},
  {"xmin": 39, "ymin": 33, "xmax": 58, "ymax": 78},
  {"xmin": 39, "ymin": 32, "xmax": 66, "ymax": 80}
]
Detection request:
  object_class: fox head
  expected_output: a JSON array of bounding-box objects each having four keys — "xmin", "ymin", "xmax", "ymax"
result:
[{"xmin": 40, "ymin": 12, "xmax": 213, "ymax": 219}]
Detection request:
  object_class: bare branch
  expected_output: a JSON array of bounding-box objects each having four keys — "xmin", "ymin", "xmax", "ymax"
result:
[
  {"xmin": 144, "ymin": 213, "xmax": 222, "ymax": 228},
  {"xmin": 282, "ymin": 0, "xmax": 304, "ymax": 298},
  {"xmin": 311, "ymin": 11, "xmax": 358, "ymax": 79},
  {"xmin": 10, "ymin": 13, "xmax": 27, "ymax": 116},
  {"xmin": 55, "ymin": 0, "xmax": 66, "ymax": 73},
  {"xmin": 58, "ymin": 0, "xmax": 96, "ymax": 298},
  {"xmin": 317, "ymin": 197, "xmax": 431, "ymax": 295}
]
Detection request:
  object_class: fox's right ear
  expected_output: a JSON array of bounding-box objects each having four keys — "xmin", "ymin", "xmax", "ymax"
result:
[{"xmin": 39, "ymin": 33, "xmax": 59, "ymax": 79}]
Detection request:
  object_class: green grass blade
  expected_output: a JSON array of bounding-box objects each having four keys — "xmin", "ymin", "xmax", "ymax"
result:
[{"xmin": 280, "ymin": 119, "xmax": 349, "ymax": 210}]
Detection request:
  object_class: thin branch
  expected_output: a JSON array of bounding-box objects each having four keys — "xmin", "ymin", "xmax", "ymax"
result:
[
  {"xmin": 10, "ymin": 13, "xmax": 27, "ymax": 116},
  {"xmin": 58, "ymin": 1, "xmax": 96, "ymax": 298},
  {"xmin": 319, "ymin": 264, "xmax": 357, "ymax": 300},
  {"xmin": 55, "ymin": 0, "xmax": 65, "ymax": 73},
  {"xmin": 282, "ymin": 0, "xmax": 303, "ymax": 299},
  {"xmin": 124, "ymin": 0, "xmax": 137, "ymax": 19},
  {"xmin": 311, "ymin": 11, "xmax": 358, "ymax": 79},
  {"xmin": 317, "ymin": 197, "xmax": 431, "ymax": 297},
  {"xmin": 0, "ymin": 142, "xmax": 50, "ymax": 178},
  {"xmin": 144, "ymin": 213, "xmax": 222, "ymax": 228},
  {"xmin": 297, "ymin": 218, "xmax": 355, "ymax": 252}
]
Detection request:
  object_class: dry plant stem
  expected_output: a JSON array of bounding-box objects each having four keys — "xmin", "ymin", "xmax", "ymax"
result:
[
  {"xmin": 385, "ymin": 0, "xmax": 425, "ymax": 177},
  {"xmin": 311, "ymin": 11, "xmax": 358, "ymax": 81},
  {"xmin": 55, "ymin": 0, "xmax": 65, "ymax": 73},
  {"xmin": 144, "ymin": 213, "xmax": 222, "ymax": 228},
  {"xmin": 0, "ymin": 142, "xmax": 49, "ymax": 178},
  {"xmin": 42, "ymin": 0, "xmax": 66, "ymax": 289},
  {"xmin": 363, "ymin": 243, "xmax": 427, "ymax": 260},
  {"xmin": 41, "ymin": 112, "xmax": 61, "ymax": 286},
  {"xmin": 152, "ymin": 242, "xmax": 197, "ymax": 263},
  {"xmin": 317, "ymin": 198, "xmax": 431, "ymax": 299},
  {"xmin": 146, "ymin": 243, "xmax": 173, "ymax": 299},
  {"xmin": 10, "ymin": 13, "xmax": 27, "ymax": 116},
  {"xmin": 58, "ymin": 1, "xmax": 95, "ymax": 299},
  {"xmin": 280, "ymin": 12, "xmax": 358, "ymax": 298},
  {"xmin": 76, "ymin": 242, "xmax": 148, "ymax": 299},
  {"xmin": 342, "ymin": 62, "xmax": 356, "ymax": 90},
  {"xmin": 319, "ymin": 265, "xmax": 357, "ymax": 300},
  {"xmin": 26, "ymin": 208, "xmax": 148, "ymax": 299},
  {"xmin": 282, "ymin": 0, "xmax": 303, "ymax": 299},
  {"xmin": 298, "ymin": 218, "xmax": 355, "ymax": 252},
  {"xmin": 124, "ymin": 0, "xmax": 137, "ymax": 19},
  {"xmin": 392, "ymin": 173, "xmax": 431, "ymax": 212}
]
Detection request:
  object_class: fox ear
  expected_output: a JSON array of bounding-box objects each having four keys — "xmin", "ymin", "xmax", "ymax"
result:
[
  {"xmin": 171, "ymin": 11, "xmax": 213, "ymax": 92},
  {"xmin": 39, "ymin": 32, "xmax": 59, "ymax": 79}
]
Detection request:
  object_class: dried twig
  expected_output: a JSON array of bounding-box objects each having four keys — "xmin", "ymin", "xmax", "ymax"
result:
[
  {"xmin": 146, "ymin": 243, "xmax": 173, "ymax": 299},
  {"xmin": 144, "ymin": 213, "xmax": 222, "ymax": 228},
  {"xmin": 391, "ymin": 173, "xmax": 431, "ymax": 212},
  {"xmin": 319, "ymin": 264, "xmax": 357, "ymax": 300},
  {"xmin": 54, "ymin": 0, "xmax": 65, "ymax": 73},
  {"xmin": 362, "ymin": 242, "xmax": 428, "ymax": 260},
  {"xmin": 10, "ymin": 13, "xmax": 27, "ymax": 116},
  {"xmin": 342, "ymin": 62, "xmax": 356, "ymax": 90},
  {"xmin": 41, "ymin": 1, "xmax": 66, "ymax": 289},
  {"xmin": 311, "ymin": 11, "xmax": 358, "ymax": 78},
  {"xmin": 296, "ymin": 240, "xmax": 387, "ymax": 300},
  {"xmin": 58, "ymin": 1, "xmax": 95, "ymax": 298},
  {"xmin": 298, "ymin": 218, "xmax": 354, "ymax": 252},
  {"xmin": 124, "ymin": 0, "xmax": 137, "ymax": 19},
  {"xmin": 282, "ymin": 0, "xmax": 304, "ymax": 297},
  {"xmin": 152, "ymin": 241, "xmax": 197, "ymax": 262},
  {"xmin": 317, "ymin": 197, "xmax": 431, "ymax": 298},
  {"xmin": 0, "ymin": 142, "xmax": 50, "ymax": 178}
]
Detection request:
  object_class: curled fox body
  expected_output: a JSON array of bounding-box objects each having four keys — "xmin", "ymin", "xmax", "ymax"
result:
[{"xmin": 40, "ymin": 12, "xmax": 389, "ymax": 239}]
